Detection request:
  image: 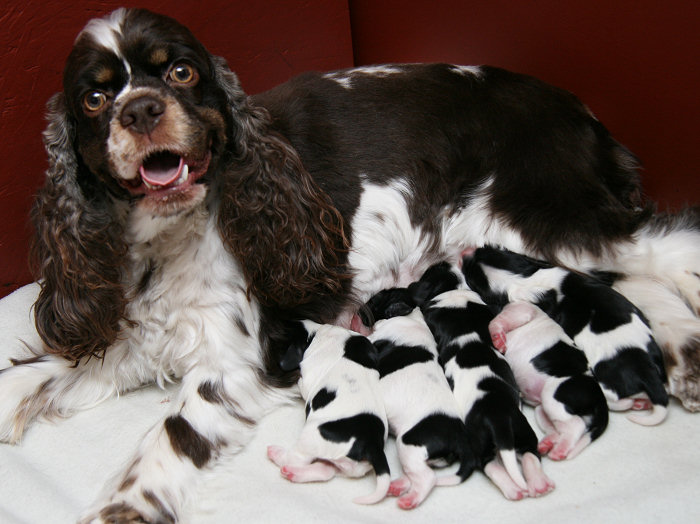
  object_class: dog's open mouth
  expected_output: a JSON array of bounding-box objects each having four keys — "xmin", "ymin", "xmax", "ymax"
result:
[{"xmin": 121, "ymin": 150, "xmax": 211, "ymax": 197}]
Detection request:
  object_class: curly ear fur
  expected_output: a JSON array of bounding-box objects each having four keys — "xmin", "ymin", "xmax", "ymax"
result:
[
  {"xmin": 30, "ymin": 93, "xmax": 129, "ymax": 363},
  {"xmin": 212, "ymin": 58, "xmax": 352, "ymax": 310}
]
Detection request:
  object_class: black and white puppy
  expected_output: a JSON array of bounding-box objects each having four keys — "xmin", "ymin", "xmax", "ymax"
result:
[
  {"xmin": 267, "ymin": 321, "xmax": 390, "ymax": 504},
  {"xmin": 463, "ymin": 246, "xmax": 669, "ymax": 425},
  {"xmin": 489, "ymin": 301, "xmax": 609, "ymax": 459},
  {"xmin": 407, "ymin": 263, "xmax": 554, "ymax": 499},
  {"xmin": 365, "ymin": 302, "xmax": 476, "ymax": 510}
]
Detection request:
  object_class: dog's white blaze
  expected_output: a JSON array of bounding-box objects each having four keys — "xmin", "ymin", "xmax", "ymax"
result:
[
  {"xmin": 80, "ymin": 8, "xmax": 131, "ymax": 75},
  {"xmin": 449, "ymin": 65, "xmax": 483, "ymax": 77},
  {"xmin": 324, "ymin": 65, "xmax": 405, "ymax": 89}
]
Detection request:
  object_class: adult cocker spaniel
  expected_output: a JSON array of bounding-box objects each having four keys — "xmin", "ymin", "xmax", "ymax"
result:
[{"xmin": 1, "ymin": 8, "xmax": 699, "ymax": 523}]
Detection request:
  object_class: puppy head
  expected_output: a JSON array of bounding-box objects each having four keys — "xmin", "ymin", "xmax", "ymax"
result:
[
  {"xmin": 408, "ymin": 261, "xmax": 464, "ymax": 305},
  {"xmin": 360, "ymin": 288, "xmax": 416, "ymax": 327},
  {"xmin": 61, "ymin": 8, "xmax": 237, "ymax": 216}
]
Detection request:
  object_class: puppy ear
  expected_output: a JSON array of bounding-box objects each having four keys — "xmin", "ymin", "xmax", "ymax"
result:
[
  {"xmin": 211, "ymin": 57, "xmax": 351, "ymax": 312},
  {"xmin": 30, "ymin": 93, "xmax": 129, "ymax": 363}
]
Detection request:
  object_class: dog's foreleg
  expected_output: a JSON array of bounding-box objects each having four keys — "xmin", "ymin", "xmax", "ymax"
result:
[{"xmin": 80, "ymin": 349, "xmax": 287, "ymax": 524}]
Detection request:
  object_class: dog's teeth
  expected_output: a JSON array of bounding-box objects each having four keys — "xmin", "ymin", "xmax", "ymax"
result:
[{"xmin": 180, "ymin": 163, "xmax": 189, "ymax": 184}]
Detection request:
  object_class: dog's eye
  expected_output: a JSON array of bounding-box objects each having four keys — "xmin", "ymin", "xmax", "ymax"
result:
[
  {"xmin": 168, "ymin": 63, "xmax": 198, "ymax": 85},
  {"xmin": 83, "ymin": 91, "xmax": 108, "ymax": 113}
]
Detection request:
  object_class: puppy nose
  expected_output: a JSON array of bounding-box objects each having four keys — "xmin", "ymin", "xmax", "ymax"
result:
[{"xmin": 120, "ymin": 95, "xmax": 165, "ymax": 134}]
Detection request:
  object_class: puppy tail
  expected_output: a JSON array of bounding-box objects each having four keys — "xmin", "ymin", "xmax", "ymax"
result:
[
  {"xmin": 627, "ymin": 403, "xmax": 668, "ymax": 426},
  {"xmin": 353, "ymin": 472, "xmax": 391, "ymax": 505},
  {"xmin": 499, "ymin": 449, "xmax": 528, "ymax": 491},
  {"xmin": 353, "ymin": 450, "xmax": 391, "ymax": 505}
]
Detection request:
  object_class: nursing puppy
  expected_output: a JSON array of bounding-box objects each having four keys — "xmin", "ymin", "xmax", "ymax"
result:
[
  {"xmin": 365, "ymin": 302, "xmax": 476, "ymax": 510},
  {"xmin": 267, "ymin": 321, "xmax": 390, "ymax": 504},
  {"xmin": 407, "ymin": 263, "xmax": 554, "ymax": 499},
  {"xmin": 489, "ymin": 302, "xmax": 609, "ymax": 459},
  {"xmin": 463, "ymin": 246, "xmax": 669, "ymax": 425}
]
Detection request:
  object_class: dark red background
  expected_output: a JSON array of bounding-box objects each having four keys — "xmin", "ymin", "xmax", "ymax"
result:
[{"xmin": 1, "ymin": 0, "xmax": 698, "ymax": 297}]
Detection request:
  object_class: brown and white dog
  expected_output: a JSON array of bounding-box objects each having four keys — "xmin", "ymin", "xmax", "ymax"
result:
[{"xmin": 0, "ymin": 8, "xmax": 698, "ymax": 523}]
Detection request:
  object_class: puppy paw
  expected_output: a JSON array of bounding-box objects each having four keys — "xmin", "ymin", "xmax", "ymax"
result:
[
  {"xmin": 537, "ymin": 435, "xmax": 555, "ymax": 455},
  {"xmin": 397, "ymin": 490, "xmax": 421, "ymax": 510},
  {"xmin": 388, "ymin": 477, "xmax": 411, "ymax": 497}
]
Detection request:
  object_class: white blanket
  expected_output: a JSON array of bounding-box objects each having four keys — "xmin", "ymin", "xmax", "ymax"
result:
[{"xmin": 1, "ymin": 284, "xmax": 698, "ymax": 523}]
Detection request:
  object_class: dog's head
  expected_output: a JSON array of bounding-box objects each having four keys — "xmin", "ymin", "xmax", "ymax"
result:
[
  {"xmin": 33, "ymin": 9, "xmax": 350, "ymax": 363},
  {"xmin": 58, "ymin": 8, "xmax": 239, "ymax": 216}
]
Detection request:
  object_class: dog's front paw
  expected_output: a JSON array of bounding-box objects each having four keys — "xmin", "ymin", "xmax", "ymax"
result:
[{"xmin": 79, "ymin": 502, "xmax": 150, "ymax": 524}]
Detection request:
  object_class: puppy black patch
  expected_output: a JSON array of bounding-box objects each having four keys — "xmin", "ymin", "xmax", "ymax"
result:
[
  {"xmin": 374, "ymin": 340, "xmax": 435, "ymax": 378},
  {"xmin": 593, "ymin": 348, "xmax": 669, "ymax": 406},
  {"xmin": 530, "ymin": 341, "xmax": 589, "ymax": 377},
  {"xmin": 400, "ymin": 413, "xmax": 469, "ymax": 468},
  {"xmin": 552, "ymin": 375, "xmax": 609, "ymax": 440},
  {"xmin": 343, "ymin": 335, "xmax": 378, "ymax": 369},
  {"xmin": 319, "ymin": 414, "xmax": 390, "ymax": 476},
  {"xmin": 308, "ymin": 387, "xmax": 337, "ymax": 414}
]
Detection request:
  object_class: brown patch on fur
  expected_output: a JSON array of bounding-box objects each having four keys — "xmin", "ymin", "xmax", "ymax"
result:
[
  {"xmin": 98, "ymin": 502, "xmax": 148, "ymax": 523},
  {"xmin": 149, "ymin": 47, "xmax": 169, "ymax": 65},
  {"xmin": 218, "ymin": 104, "xmax": 352, "ymax": 310},
  {"xmin": 667, "ymin": 338, "xmax": 700, "ymax": 411},
  {"xmin": 197, "ymin": 380, "xmax": 256, "ymax": 426},
  {"xmin": 142, "ymin": 490, "xmax": 176, "ymax": 524},
  {"xmin": 12, "ymin": 378, "xmax": 54, "ymax": 442},
  {"xmin": 10, "ymin": 355, "xmax": 48, "ymax": 366},
  {"xmin": 118, "ymin": 475, "xmax": 137, "ymax": 492},
  {"xmin": 164, "ymin": 414, "xmax": 213, "ymax": 468},
  {"xmin": 95, "ymin": 66, "xmax": 114, "ymax": 83}
]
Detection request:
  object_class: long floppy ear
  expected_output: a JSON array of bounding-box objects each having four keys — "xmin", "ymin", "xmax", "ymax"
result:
[
  {"xmin": 30, "ymin": 93, "xmax": 129, "ymax": 363},
  {"xmin": 212, "ymin": 58, "xmax": 352, "ymax": 310}
]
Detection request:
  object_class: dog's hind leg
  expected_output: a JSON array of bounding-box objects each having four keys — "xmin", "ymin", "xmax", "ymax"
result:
[{"xmin": 0, "ymin": 346, "xmax": 151, "ymax": 444}]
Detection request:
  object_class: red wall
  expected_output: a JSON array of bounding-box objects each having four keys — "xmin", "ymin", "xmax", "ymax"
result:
[
  {"xmin": 349, "ymin": 0, "xmax": 700, "ymax": 212},
  {"xmin": 1, "ymin": 1, "xmax": 698, "ymax": 297}
]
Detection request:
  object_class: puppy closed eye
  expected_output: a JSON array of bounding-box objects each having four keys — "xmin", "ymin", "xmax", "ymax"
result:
[{"xmin": 167, "ymin": 63, "xmax": 199, "ymax": 86}]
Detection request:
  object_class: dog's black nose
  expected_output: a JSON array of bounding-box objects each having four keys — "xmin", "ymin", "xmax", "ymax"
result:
[{"xmin": 120, "ymin": 95, "xmax": 165, "ymax": 134}]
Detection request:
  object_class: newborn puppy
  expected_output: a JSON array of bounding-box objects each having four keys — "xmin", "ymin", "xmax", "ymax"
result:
[
  {"xmin": 408, "ymin": 262, "xmax": 554, "ymax": 500},
  {"xmin": 463, "ymin": 246, "xmax": 669, "ymax": 425},
  {"xmin": 489, "ymin": 301, "xmax": 609, "ymax": 460},
  {"xmin": 267, "ymin": 321, "xmax": 390, "ymax": 504},
  {"xmin": 365, "ymin": 300, "xmax": 476, "ymax": 510}
]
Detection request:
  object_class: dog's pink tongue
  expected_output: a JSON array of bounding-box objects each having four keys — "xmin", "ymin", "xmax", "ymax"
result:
[{"xmin": 140, "ymin": 154, "xmax": 184, "ymax": 187}]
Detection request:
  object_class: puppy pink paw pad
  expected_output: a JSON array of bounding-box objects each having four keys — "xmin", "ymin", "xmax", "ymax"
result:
[
  {"xmin": 389, "ymin": 478, "xmax": 410, "ymax": 496},
  {"xmin": 397, "ymin": 492, "xmax": 420, "ymax": 510}
]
